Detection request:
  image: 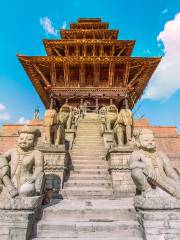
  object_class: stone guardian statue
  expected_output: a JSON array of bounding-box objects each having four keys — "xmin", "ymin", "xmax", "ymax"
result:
[
  {"xmin": 129, "ymin": 129, "xmax": 180, "ymax": 199},
  {"xmin": 0, "ymin": 126, "xmax": 44, "ymax": 198}
]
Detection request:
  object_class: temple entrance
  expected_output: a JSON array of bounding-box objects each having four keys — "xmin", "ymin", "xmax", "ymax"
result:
[{"xmin": 83, "ymin": 98, "xmax": 97, "ymax": 112}]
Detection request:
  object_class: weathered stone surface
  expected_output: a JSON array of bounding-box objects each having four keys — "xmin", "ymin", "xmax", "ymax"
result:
[
  {"xmin": 107, "ymin": 146, "xmax": 136, "ymax": 196},
  {"xmin": 0, "ymin": 209, "xmax": 41, "ymax": 240},
  {"xmin": 37, "ymin": 144, "xmax": 68, "ymax": 198},
  {"xmin": 137, "ymin": 209, "xmax": 180, "ymax": 240}
]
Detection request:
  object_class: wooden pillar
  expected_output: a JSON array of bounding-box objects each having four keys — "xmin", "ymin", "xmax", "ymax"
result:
[
  {"xmin": 83, "ymin": 45, "xmax": 87, "ymax": 56},
  {"xmin": 64, "ymin": 63, "xmax": 69, "ymax": 86},
  {"xmin": 65, "ymin": 45, "xmax": 68, "ymax": 56},
  {"xmin": 76, "ymin": 45, "xmax": 79, "ymax": 56},
  {"xmin": 123, "ymin": 63, "xmax": 130, "ymax": 87},
  {"xmin": 80, "ymin": 63, "xmax": 85, "ymax": 87},
  {"xmin": 50, "ymin": 62, "xmax": 56, "ymax": 87},
  {"xmin": 94, "ymin": 64, "xmax": 100, "ymax": 87},
  {"xmin": 95, "ymin": 98, "xmax": 99, "ymax": 113},
  {"xmin": 109, "ymin": 63, "xmax": 115, "ymax": 87},
  {"xmin": 100, "ymin": 45, "xmax": 104, "ymax": 56},
  {"xmin": 93, "ymin": 44, "xmax": 96, "ymax": 56},
  {"xmin": 111, "ymin": 45, "xmax": 115, "ymax": 56}
]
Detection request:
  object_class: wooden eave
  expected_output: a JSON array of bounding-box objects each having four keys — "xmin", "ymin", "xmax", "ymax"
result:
[
  {"xmin": 43, "ymin": 39, "xmax": 135, "ymax": 56},
  {"xmin": 60, "ymin": 29, "xmax": 119, "ymax": 39},
  {"xmin": 18, "ymin": 55, "xmax": 161, "ymax": 108},
  {"xmin": 70, "ymin": 22, "xmax": 109, "ymax": 29}
]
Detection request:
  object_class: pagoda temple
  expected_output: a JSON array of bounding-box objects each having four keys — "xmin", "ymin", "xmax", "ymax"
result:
[{"xmin": 18, "ymin": 18, "xmax": 161, "ymax": 110}]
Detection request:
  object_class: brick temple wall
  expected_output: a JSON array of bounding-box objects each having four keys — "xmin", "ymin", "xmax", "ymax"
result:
[{"xmin": 0, "ymin": 118, "xmax": 180, "ymax": 169}]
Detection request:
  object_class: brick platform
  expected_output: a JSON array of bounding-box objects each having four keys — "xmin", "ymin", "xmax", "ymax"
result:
[{"xmin": 0, "ymin": 118, "xmax": 180, "ymax": 169}]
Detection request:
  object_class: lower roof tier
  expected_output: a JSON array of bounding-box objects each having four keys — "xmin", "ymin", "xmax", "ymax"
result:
[
  {"xmin": 43, "ymin": 39, "xmax": 135, "ymax": 57},
  {"xmin": 18, "ymin": 55, "xmax": 161, "ymax": 109}
]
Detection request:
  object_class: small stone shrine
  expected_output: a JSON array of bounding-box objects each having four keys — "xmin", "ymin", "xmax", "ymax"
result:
[{"xmin": 0, "ymin": 18, "xmax": 180, "ymax": 240}]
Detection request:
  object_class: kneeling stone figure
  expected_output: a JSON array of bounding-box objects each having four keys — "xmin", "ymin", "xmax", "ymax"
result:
[
  {"xmin": 129, "ymin": 129, "xmax": 180, "ymax": 199},
  {"xmin": 0, "ymin": 126, "xmax": 44, "ymax": 198}
]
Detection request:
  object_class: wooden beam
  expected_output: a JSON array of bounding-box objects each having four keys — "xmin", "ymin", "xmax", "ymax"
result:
[
  {"xmin": 50, "ymin": 62, "xmax": 56, "ymax": 87},
  {"xmin": 52, "ymin": 46, "xmax": 61, "ymax": 56},
  {"xmin": 32, "ymin": 64, "xmax": 50, "ymax": 87},
  {"xmin": 128, "ymin": 66, "xmax": 145, "ymax": 86},
  {"xmin": 123, "ymin": 63, "xmax": 130, "ymax": 86},
  {"xmin": 117, "ymin": 46, "xmax": 126, "ymax": 56}
]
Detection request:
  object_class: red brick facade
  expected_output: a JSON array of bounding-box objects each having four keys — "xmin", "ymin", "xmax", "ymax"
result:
[{"xmin": 0, "ymin": 118, "xmax": 180, "ymax": 169}]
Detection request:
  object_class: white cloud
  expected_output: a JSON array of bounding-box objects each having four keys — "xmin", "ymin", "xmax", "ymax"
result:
[
  {"xmin": 143, "ymin": 13, "xmax": 180, "ymax": 100},
  {"xmin": 18, "ymin": 117, "xmax": 29, "ymax": 124},
  {"xmin": 0, "ymin": 104, "xmax": 6, "ymax": 111},
  {"xmin": 0, "ymin": 103, "xmax": 10, "ymax": 121},
  {"xmin": 61, "ymin": 21, "xmax": 67, "ymax": 30},
  {"xmin": 162, "ymin": 9, "xmax": 168, "ymax": 14},
  {"xmin": 0, "ymin": 112, "xmax": 10, "ymax": 121},
  {"xmin": 40, "ymin": 17, "xmax": 57, "ymax": 36}
]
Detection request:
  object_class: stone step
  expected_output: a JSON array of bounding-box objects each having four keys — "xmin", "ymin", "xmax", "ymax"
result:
[
  {"xmin": 64, "ymin": 181, "xmax": 112, "ymax": 188},
  {"xmin": 37, "ymin": 221, "xmax": 141, "ymax": 238},
  {"xmin": 69, "ymin": 169, "xmax": 109, "ymax": 175},
  {"xmin": 74, "ymin": 142, "xmax": 104, "ymax": 145},
  {"xmin": 63, "ymin": 188, "xmax": 113, "ymax": 196},
  {"xmin": 71, "ymin": 156, "xmax": 105, "ymax": 160},
  {"xmin": 71, "ymin": 160, "xmax": 106, "ymax": 164},
  {"xmin": 37, "ymin": 228, "xmax": 141, "ymax": 238},
  {"xmin": 74, "ymin": 142, "xmax": 105, "ymax": 146},
  {"xmin": 41, "ymin": 199, "xmax": 136, "ymax": 221},
  {"xmin": 68, "ymin": 175, "xmax": 111, "ymax": 181},
  {"xmin": 71, "ymin": 152, "xmax": 107, "ymax": 157},
  {"xmin": 72, "ymin": 165, "xmax": 107, "ymax": 170},
  {"xmin": 34, "ymin": 237, "xmax": 143, "ymax": 240}
]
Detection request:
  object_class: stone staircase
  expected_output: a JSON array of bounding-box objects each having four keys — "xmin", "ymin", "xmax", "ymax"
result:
[
  {"xmin": 63, "ymin": 113, "xmax": 113, "ymax": 199},
  {"xmin": 34, "ymin": 113, "xmax": 143, "ymax": 240}
]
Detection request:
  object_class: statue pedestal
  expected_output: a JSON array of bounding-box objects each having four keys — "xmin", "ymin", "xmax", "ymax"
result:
[
  {"xmin": 0, "ymin": 195, "xmax": 42, "ymax": 240},
  {"xmin": 135, "ymin": 195, "xmax": 180, "ymax": 240},
  {"xmin": 37, "ymin": 144, "xmax": 68, "ymax": 198},
  {"xmin": 103, "ymin": 130, "xmax": 114, "ymax": 149},
  {"xmin": 107, "ymin": 146, "xmax": 136, "ymax": 197},
  {"xmin": 65, "ymin": 129, "xmax": 76, "ymax": 149}
]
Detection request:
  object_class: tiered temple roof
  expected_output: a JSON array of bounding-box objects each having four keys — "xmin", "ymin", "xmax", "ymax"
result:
[{"xmin": 18, "ymin": 18, "xmax": 161, "ymax": 109}]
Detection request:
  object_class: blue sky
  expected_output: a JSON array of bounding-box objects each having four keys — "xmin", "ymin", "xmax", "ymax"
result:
[{"xmin": 0, "ymin": 0, "xmax": 180, "ymax": 130}]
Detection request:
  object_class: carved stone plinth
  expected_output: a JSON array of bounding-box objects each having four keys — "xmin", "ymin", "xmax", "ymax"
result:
[
  {"xmin": 65, "ymin": 129, "xmax": 76, "ymax": 149},
  {"xmin": 107, "ymin": 146, "xmax": 136, "ymax": 197},
  {"xmin": 103, "ymin": 130, "xmax": 114, "ymax": 149},
  {"xmin": 135, "ymin": 195, "xmax": 180, "ymax": 240},
  {"xmin": 0, "ymin": 194, "xmax": 42, "ymax": 240},
  {"xmin": 37, "ymin": 144, "xmax": 68, "ymax": 198},
  {"xmin": 0, "ymin": 209, "xmax": 40, "ymax": 240}
]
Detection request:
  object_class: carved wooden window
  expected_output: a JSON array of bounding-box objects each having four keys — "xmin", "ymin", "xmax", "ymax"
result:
[
  {"xmin": 114, "ymin": 64, "xmax": 125, "ymax": 87},
  {"xmin": 56, "ymin": 64, "xmax": 64, "ymax": 87}
]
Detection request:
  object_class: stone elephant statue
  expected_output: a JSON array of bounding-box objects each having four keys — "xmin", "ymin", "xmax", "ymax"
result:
[
  {"xmin": 44, "ymin": 109, "xmax": 58, "ymax": 145},
  {"xmin": 104, "ymin": 105, "xmax": 118, "ymax": 131},
  {"xmin": 58, "ymin": 104, "xmax": 73, "ymax": 130}
]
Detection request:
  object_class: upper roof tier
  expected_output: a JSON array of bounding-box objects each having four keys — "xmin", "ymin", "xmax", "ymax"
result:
[
  {"xmin": 61, "ymin": 18, "xmax": 118, "ymax": 39},
  {"xmin": 70, "ymin": 18, "xmax": 109, "ymax": 29}
]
